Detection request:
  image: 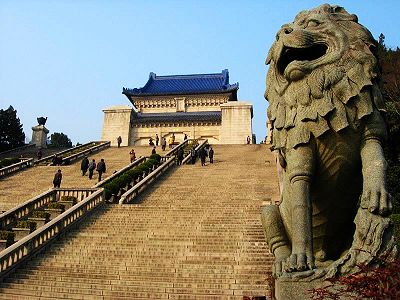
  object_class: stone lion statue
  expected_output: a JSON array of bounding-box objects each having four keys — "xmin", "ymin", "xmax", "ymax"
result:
[{"xmin": 261, "ymin": 4, "xmax": 397, "ymax": 282}]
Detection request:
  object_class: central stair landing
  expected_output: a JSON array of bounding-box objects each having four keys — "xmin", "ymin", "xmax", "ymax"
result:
[{"xmin": 0, "ymin": 144, "xmax": 279, "ymax": 299}]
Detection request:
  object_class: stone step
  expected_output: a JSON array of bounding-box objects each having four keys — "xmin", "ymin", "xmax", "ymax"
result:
[{"xmin": 0, "ymin": 145, "xmax": 278, "ymax": 298}]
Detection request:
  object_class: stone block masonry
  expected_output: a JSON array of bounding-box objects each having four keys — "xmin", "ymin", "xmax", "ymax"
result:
[
  {"xmin": 101, "ymin": 105, "xmax": 132, "ymax": 146},
  {"xmin": 220, "ymin": 102, "xmax": 253, "ymax": 144}
]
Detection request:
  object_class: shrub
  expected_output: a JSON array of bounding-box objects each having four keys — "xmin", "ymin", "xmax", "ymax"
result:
[
  {"xmin": 103, "ymin": 159, "xmax": 158, "ymax": 200},
  {"xmin": 392, "ymin": 214, "xmax": 400, "ymax": 247},
  {"xmin": 0, "ymin": 157, "xmax": 20, "ymax": 168},
  {"xmin": 0, "ymin": 230, "xmax": 15, "ymax": 241},
  {"xmin": 387, "ymin": 164, "xmax": 400, "ymax": 213},
  {"xmin": 391, "ymin": 214, "xmax": 400, "ymax": 224},
  {"xmin": 47, "ymin": 202, "xmax": 65, "ymax": 210},
  {"xmin": 15, "ymin": 220, "xmax": 36, "ymax": 231},
  {"xmin": 146, "ymin": 158, "xmax": 157, "ymax": 166},
  {"xmin": 118, "ymin": 174, "xmax": 131, "ymax": 187},
  {"xmin": 31, "ymin": 211, "xmax": 50, "ymax": 219},
  {"xmin": 60, "ymin": 195, "xmax": 77, "ymax": 204},
  {"xmin": 112, "ymin": 177, "xmax": 125, "ymax": 190},
  {"xmin": 310, "ymin": 256, "xmax": 400, "ymax": 299},
  {"xmin": 126, "ymin": 168, "xmax": 142, "ymax": 181},
  {"xmin": 136, "ymin": 164, "xmax": 149, "ymax": 174},
  {"xmin": 104, "ymin": 181, "xmax": 119, "ymax": 200},
  {"xmin": 104, "ymin": 188, "xmax": 112, "ymax": 200},
  {"xmin": 143, "ymin": 160, "xmax": 155, "ymax": 170},
  {"xmin": 149, "ymin": 154, "xmax": 161, "ymax": 163}
]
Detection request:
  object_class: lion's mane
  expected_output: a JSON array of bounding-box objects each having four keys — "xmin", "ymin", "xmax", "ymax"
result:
[{"xmin": 266, "ymin": 4, "xmax": 386, "ymax": 150}]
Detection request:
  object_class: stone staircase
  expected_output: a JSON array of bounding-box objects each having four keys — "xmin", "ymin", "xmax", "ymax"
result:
[
  {"xmin": 0, "ymin": 144, "xmax": 279, "ymax": 299},
  {"xmin": 0, "ymin": 146, "xmax": 164, "ymax": 212}
]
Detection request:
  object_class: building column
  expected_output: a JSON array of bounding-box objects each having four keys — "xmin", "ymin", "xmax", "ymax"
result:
[
  {"xmin": 101, "ymin": 105, "xmax": 133, "ymax": 146},
  {"xmin": 220, "ymin": 101, "xmax": 253, "ymax": 144}
]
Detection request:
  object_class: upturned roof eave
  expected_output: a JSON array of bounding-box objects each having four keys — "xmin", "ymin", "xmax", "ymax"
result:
[{"xmin": 122, "ymin": 85, "xmax": 238, "ymax": 98}]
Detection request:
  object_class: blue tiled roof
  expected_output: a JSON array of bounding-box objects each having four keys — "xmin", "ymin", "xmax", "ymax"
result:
[
  {"xmin": 131, "ymin": 111, "xmax": 221, "ymax": 124},
  {"xmin": 123, "ymin": 69, "xmax": 238, "ymax": 97}
]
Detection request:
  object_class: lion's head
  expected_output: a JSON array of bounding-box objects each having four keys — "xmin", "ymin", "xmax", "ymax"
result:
[{"xmin": 266, "ymin": 4, "xmax": 384, "ymax": 150}]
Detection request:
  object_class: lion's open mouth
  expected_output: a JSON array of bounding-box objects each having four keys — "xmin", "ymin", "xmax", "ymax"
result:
[{"xmin": 278, "ymin": 44, "xmax": 328, "ymax": 75}]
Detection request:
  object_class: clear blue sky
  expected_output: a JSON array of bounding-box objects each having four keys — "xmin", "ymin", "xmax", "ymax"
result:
[{"xmin": 1, "ymin": 0, "xmax": 399, "ymax": 144}]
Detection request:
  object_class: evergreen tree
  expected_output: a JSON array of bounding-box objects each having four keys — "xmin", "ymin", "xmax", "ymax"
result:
[
  {"xmin": 0, "ymin": 106, "xmax": 25, "ymax": 152},
  {"xmin": 376, "ymin": 34, "xmax": 400, "ymax": 213},
  {"xmin": 49, "ymin": 132, "xmax": 73, "ymax": 148}
]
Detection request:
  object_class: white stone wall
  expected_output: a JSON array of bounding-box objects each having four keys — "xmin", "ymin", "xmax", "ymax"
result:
[
  {"xmin": 101, "ymin": 97, "xmax": 254, "ymax": 146},
  {"xmin": 130, "ymin": 123, "xmax": 221, "ymax": 146},
  {"xmin": 101, "ymin": 105, "xmax": 133, "ymax": 146},
  {"xmin": 130, "ymin": 94, "xmax": 230, "ymax": 113},
  {"xmin": 220, "ymin": 102, "xmax": 253, "ymax": 144}
]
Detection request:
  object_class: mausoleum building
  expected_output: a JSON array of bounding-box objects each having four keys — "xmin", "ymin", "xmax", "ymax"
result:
[{"xmin": 101, "ymin": 70, "xmax": 253, "ymax": 146}]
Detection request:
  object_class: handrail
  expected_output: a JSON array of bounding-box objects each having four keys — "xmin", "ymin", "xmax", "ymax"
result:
[
  {"xmin": 0, "ymin": 144, "xmax": 36, "ymax": 156},
  {"xmin": 0, "ymin": 188, "xmax": 104, "ymax": 279},
  {"xmin": 182, "ymin": 139, "xmax": 208, "ymax": 164},
  {"xmin": 34, "ymin": 141, "xmax": 108, "ymax": 165},
  {"xmin": 62, "ymin": 141, "xmax": 111, "ymax": 165},
  {"xmin": 164, "ymin": 140, "xmax": 189, "ymax": 157},
  {"xmin": 93, "ymin": 156, "xmax": 146, "ymax": 188},
  {"xmin": 0, "ymin": 188, "xmax": 99, "ymax": 230},
  {"xmin": 119, "ymin": 156, "xmax": 175, "ymax": 204},
  {"xmin": 0, "ymin": 158, "xmax": 34, "ymax": 179}
]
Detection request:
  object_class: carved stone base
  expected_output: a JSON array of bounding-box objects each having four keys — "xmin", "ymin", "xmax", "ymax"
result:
[
  {"xmin": 272, "ymin": 208, "xmax": 398, "ymax": 300},
  {"xmin": 31, "ymin": 125, "xmax": 49, "ymax": 148},
  {"xmin": 275, "ymin": 277, "xmax": 323, "ymax": 300}
]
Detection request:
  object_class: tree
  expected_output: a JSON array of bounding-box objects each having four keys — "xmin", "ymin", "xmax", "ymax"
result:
[
  {"xmin": 376, "ymin": 34, "xmax": 400, "ymax": 160},
  {"xmin": 49, "ymin": 132, "xmax": 73, "ymax": 148},
  {"xmin": 376, "ymin": 34, "xmax": 400, "ymax": 214},
  {"xmin": 0, "ymin": 106, "xmax": 25, "ymax": 152}
]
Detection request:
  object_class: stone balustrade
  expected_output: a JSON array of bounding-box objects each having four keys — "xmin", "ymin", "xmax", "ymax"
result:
[
  {"xmin": 93, "ymin": 156, "xmax": 146, "ymax": 188},
  {"xmin": 164, "ymin": 140, "xmax": 189, "ymax": 157},
  {"xmin": 62, "ymin": 141, "xmax": 111, "ymax": 165},
  {"xmin": 0, "ymin": 188, "xmax": 98, "ymax": 230},
  {"xmin": 0, "ymin": 188, "xmax": 104, "ymax": 279},
  {"xmin": 182, "ymin": 139, "xmax": 208, "ymax": 164},
  {"xmin": 0, "ymin": 144, "xmax": 35, "ymax": 157},
  {"xmin": 0, "ymin": 158, "xmax": 34, "ymax": 179},
  {"xmin": 35, "ymin": 141, "xmax": 110, "ymax": 166},
  {"xmin": 119, "ymin": 156, "xmax": 176, "ymax": 204}
]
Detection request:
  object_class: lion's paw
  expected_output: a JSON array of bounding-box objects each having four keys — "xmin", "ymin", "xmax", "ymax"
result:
[
  {"xmin": 361, "ymin": 186, "xmax": 392, "ymax": 216},
  {"xmin": 285, "ymin": 253, "xmax": 315, "ymax": 272}
]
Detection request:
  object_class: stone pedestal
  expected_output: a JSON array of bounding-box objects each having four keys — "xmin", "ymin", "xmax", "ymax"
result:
[
  {"xmin": 220, "ymin": 101, "xmax": 253, "ymax": 144},
  {"xmin": 101, "ymin": 105, "xmax": 133, "ymax": 146},
  {"xmin": 275, "ymin": 277, "xmax": 326, "ymax": 300},
  {"xmin": 31, "ymin": 125, "xmax": 49, "ymax": 148}
]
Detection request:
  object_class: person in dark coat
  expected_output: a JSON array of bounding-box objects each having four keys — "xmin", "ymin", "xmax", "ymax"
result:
[
  {"xmin": 53, "ymin": 169, "xmax": 62, "ymax": 188},
  {"xmin": 199, "ymin": 148, "xmax": 207, "ymax": 166},
  {"xmin": 177, "ymin": 147, "xmax": 184, "ymax": 165},
  {"xmin": 190, "ymin": 148, "xmax": 196, "ymax": 165},
  {"xmin": 96, "ymin": 158, "xmax": 106, "ymax": 182},
  {"xmin": 209, "ymin": 147, "xmax": 214, "ymax": 164},
  {"xmin": 52, "ymin": 155, "xmax": 62, "ymax": 166},
  {"xmin": 151, "ymin": 147, "xmax": 157, "ymax": 155},
  {"xmin": 81, "ymin": 156, "xmax": 89, "ymax": 176},
  {"xmin": 155, "ymin": 134, "xmax": 159, "ymax": 146},
  {"xmin": 88, "ymin": 159, "xmax": 96, "ymax": 180},
  {"xmin": 117, "ymin": 136, "xmax": 122, "ymax": 148},
  {"xmin": 37, "ymin": 149, "xmax": 43, "ymax": 160},
  {"xmin": 129, "ymin": 149, "xmax": 136, "ymax": 163}
]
